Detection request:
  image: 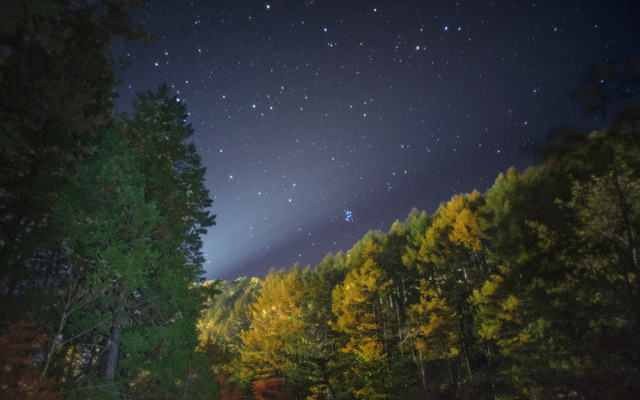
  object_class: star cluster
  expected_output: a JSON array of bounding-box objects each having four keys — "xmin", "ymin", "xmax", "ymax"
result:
[{"xmin": 113, "ymin": 0, "xmax": 638, "ymax": 280}]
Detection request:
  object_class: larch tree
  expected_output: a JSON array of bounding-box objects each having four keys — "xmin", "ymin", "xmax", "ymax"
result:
[
  {"xmin": 416, "ymin": 190, "xmax": 491, "ymax": 395},
  {"xmin": 301, "ymin": 253, "xmax": 348, "ymax": 399},
  {"xmin": 239, "ymin": 268, "xmax": 305, "ymax": 394},
  {"xmin": 331, "ymin": 241, "xmax": 397, "ymax": 400}
]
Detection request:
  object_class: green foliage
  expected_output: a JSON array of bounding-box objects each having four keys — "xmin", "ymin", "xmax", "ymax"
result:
[
  {"xmin": 0, "ymin": 1, "xmax": 218, "ymax": 398},
  {"xmin": 0, "ymin": 0, "xmax": 148, "ymax": 294},
  {"xmin": 473, "ymin": 128, "xmax": 640, "ymax": 399},
  {"xmin": 1, "ymin": 87, "xmax": 216, "ymax": 397},
  {"xmin": 48, "ymin": 91, "xmax": 215, "ymax": 395}
]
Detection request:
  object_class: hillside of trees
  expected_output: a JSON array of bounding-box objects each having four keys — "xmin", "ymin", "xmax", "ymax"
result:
[
  {"xmin": 198, "ymin": 118, "xmax": 640, "ymax": 400},
  {"xmin": 2, "ymin": 1, "xmax": 640, "ymax": 399}
]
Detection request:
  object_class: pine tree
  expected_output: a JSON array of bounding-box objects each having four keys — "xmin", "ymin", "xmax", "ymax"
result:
[
  {"xmin": 46, "ymin": 87, "xmax": 215, "ymax": 397},
  {"xmin": 0, "ymin": 0, "xmax": 146, "ymax": 297}
]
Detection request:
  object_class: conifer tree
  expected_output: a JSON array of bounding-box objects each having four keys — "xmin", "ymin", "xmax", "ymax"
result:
[
  {"xmin": 240, "ymin": 268, "xmax": 305, "ymax": 397},
  {"xmin": 46, "ymin": 88, "xmax": 215, "ymax": 397},
  {"xmin": 0, "ymin": 0, "xmax": 146, "ymax": 296}
]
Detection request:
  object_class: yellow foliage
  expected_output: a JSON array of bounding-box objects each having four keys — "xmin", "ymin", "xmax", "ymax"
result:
[
  {"xmin": 239, "ymin": 268, "xmax": 306, "ymax": 381},
  {"xmin": 353, "ymin": 337, "xmax": 386, "ymax": 363},
  {"xmin": 422, "ymin": 190, "xmax": 484, "ymax": 267},
  {"xmin": 408, "ymin": 282, "xmax": 459, "ymax": 361},
  {"xmin": 450, "ymin": 207, "xmax": 482, "ymax": 251},
  {"xmin": 517, "ymin": 332, "xmax": 529, "ymax": 343},
  {"xmin": 331, "ymin": 259, "xmax": 392, "ymax": 336}
]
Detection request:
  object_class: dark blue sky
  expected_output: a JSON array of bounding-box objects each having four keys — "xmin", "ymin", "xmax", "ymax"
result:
[{"xmin": 113, "ymin": 0, "xmax": 638, "ymax": 280}]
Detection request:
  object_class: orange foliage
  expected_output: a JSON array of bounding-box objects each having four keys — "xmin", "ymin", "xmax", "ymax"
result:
[
  {"xmin": 0, "ymin": 320, "xmax": 61, "ymax": 399},
  {"xmin": 251, "ymin": 377, "xmax": 293, "ymax": 400},
  {"xmin": 217, "ymin": 369, "xmax": 244, "ymax": 400}
]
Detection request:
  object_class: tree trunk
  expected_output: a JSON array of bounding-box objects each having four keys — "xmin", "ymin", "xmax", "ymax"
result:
[
  {"xmin": 104, "ymin": 321, "xmax": 121, "ymax": 381},
  {"xmin": 412, "ymin": 348, "xmax": 430, "ymax": 400},
  {"xmin": 105, "ymin": 295, "xmax": 125, "ymax": 382}
]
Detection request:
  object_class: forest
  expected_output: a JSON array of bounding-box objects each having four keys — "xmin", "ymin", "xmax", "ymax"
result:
[
  {"xmin": 1, "ymin": 1, "xmax": 640, "ymax": 399},
  {"xmin": 199, "ymin": 121, "xmax": 640, "ymax": 400}
]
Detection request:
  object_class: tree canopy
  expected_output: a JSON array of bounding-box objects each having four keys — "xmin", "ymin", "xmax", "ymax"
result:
[{"xmin": 200, "ymin": 121, "xmax": 640, "ymax": 400}]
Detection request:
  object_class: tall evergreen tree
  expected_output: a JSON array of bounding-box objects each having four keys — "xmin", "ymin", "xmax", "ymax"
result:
[
  {"xmin": 38, "ymin": 87, "xmax": 216, "ymax": 397},
  {"xmin": 0, "ymin": 0, "xmax": 146, "ymax": 297}
]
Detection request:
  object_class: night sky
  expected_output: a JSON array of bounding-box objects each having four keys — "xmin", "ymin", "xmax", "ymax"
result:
[{"xmin": 112, "ymin": 0, "xmax": 638, "ymax": 280}]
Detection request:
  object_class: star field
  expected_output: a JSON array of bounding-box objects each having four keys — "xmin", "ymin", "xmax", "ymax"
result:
[{"xmin": 113, "ymin": 0, "xmax": 638, "ymax": 280}]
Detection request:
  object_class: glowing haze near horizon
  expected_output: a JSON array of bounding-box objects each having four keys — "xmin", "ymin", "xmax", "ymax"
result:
[{"xmin": 113, "ymin": 0, "xmax": 638, "ymax": 280}]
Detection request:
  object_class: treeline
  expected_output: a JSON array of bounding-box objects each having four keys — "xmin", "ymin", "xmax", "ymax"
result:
[
  {"xmin": 1, "ymin": 1, "xmax": 217, "ymax": 398},
  {"xmin": 199, "ymin": 117, "xmax": 640, "ymax": 399}
]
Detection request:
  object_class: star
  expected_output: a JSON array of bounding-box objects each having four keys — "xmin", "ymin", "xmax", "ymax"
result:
[{"xmin": 112, "ymin": 0, "xmax": 634, "ymax": 280}]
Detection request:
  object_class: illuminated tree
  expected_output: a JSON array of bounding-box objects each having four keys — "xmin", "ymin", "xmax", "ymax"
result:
[
  {"xmin": 416, "ymin": 190, "xmax": 492, "ymax": 394},
  {"xmin": 408, "ymin": 282, "xmax": 459, "ymax": 396},
  {"xmin": 331, "ymin": 243, "xmax": 397, "ymax": 400},
  {"xmin": 240, "ymin": 269, "xmax": 305, "ymax": 388},
  {"xmin": 301, "ymin": 253, "xmax": 348, "ymax": 399}
]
